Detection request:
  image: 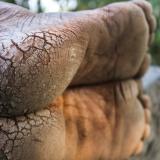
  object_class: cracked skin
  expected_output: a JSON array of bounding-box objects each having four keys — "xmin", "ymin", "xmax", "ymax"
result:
[{"xmin": 0, "ymin": 0, "xmax": 156, "ymax": 160}]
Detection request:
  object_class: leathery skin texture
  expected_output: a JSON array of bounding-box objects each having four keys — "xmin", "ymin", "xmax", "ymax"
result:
[{"xmin": 0, "ymin": 0, "xmax": 156, "ymax": 160}]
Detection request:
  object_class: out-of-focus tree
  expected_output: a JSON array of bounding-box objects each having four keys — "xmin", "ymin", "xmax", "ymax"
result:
[
  {"xmin": 1, "ymin": 0, "xmax": 29, "ymax": 8},
  {"xmin": 75, "ymin": 0, "xmax": 127, "ymax": 10},
  {"xmin": 1, "ymin": 0, "xmax": 15, "ymax": 3}
]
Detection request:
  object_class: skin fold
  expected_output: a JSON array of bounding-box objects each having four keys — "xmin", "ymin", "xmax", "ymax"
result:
[
  {"xmin": 0, "ymin": 0, "xmax": 156, "ymax": 160},
  {"xmin": 0, "ymin": 80, "xmax": 151, "ymax": 160}
]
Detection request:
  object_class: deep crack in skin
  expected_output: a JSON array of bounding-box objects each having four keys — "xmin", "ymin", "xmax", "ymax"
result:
[{"xmin": 0, "ymin": 0, "xmax": 156, "ymax": 160}]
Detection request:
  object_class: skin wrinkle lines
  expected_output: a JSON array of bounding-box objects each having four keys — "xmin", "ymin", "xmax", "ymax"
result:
[{"xmin": 0, "ymin": 0, "xmax": 156, "ymax": 160}]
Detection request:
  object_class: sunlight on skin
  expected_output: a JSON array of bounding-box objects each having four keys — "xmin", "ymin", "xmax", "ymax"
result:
[{"xmin": 28, "ymin": 0, "xmax": 77, "ymax": 12}]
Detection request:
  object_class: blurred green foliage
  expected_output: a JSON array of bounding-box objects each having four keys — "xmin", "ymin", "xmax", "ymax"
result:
[
  {"xmin": 76, "ymin": 0, "xmax": 126, "ymax": 10},
  {"xmin": 1, "ymin": 0, "xmax": 160, "ymax": 64},
  {"xmin": 148, "ymin": 0, "xmax": 160, "ymax": 64}
]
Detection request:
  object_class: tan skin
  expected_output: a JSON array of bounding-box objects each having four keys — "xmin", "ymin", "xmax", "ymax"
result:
[{"xmin": 0, "ymin": 0, "xmax": 156, "ymax": 160}]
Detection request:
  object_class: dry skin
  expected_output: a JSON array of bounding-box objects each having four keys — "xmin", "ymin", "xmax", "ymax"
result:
[{"xmin": 0, "ymin": 0, "xmax": 156, "ymax": 160}]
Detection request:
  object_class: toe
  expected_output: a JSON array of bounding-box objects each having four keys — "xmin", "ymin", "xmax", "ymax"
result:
[
  {"xmin": 139, "ymin": 94, "xmax": 152, "ymax": 139},
  {"xmin": 132, "ymin": 88, "xmax": 152, "ymax": 156},
  {"xmin": 134, "ymin": 141, "xmax": 144, "ymax": 155},
  {"xmin": 143, "ymin": 124, "xmax": 151, "ymax": 139},
  {"xmin": 144, "ymin": 108, "xmax": 151, "ymax": 123},
  {"xmin": 139, "ymin": 94, "xmax": 152, "ymax": 109},
  {"xmin": 135, "ymin": 54, "xmax": 151, "ymax": 78},
  {"xmin": 132, "ymin": 0, "xmax": 156, "ymax": 45}
]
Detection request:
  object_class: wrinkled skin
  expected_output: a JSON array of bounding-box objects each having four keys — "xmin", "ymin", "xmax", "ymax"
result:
[{"xmin": 0, "ymin": 0, "xmax": 156, "ymax": 160}]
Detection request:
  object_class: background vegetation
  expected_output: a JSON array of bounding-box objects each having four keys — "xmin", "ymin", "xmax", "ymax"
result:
[{"xmin": 1, "ymin": 0, "xmax": 160, "ymax": 64}]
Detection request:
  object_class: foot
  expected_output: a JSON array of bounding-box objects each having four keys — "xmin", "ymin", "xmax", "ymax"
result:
[
  {"xmin": 71, "ymin": 0, "xmax": 156, "ymax": 85},
  {"xmin": 0, "ymin": 79, "xmax": 152, "ymax": 160},
  {"xmin": 0, "ymin": 0, "xmax": 156, "ymax": 117},
  {"xmin": 0, "ymin": 0, "xmax": 155, "ymax": 160},
  {"xmin": 63, "ymin": 79, "xmax": 152, "ymax": 160}
]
